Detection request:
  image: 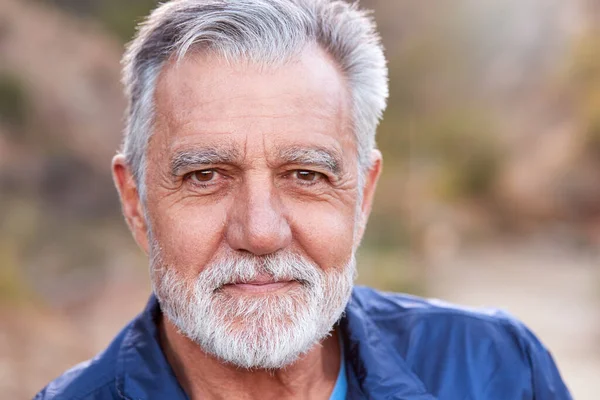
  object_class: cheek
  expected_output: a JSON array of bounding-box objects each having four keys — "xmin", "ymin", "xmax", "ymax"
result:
[
  {"xmin": 148, "ymin": 200, "xmax": 228, "ymax": 277},
  {"xmin": 287, "ymin": 201, "xmax": 356, "ymax": 272}
]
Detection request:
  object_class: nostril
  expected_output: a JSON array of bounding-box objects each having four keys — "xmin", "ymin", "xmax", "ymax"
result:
[{"xmin": 225, "ymin": 187, "xmax": 292, "ymax": 255}]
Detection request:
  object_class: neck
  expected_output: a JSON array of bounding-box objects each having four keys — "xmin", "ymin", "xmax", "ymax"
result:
[{"xmin": 159, "ymin": 315, "xmax": 341, "ymax": 400}]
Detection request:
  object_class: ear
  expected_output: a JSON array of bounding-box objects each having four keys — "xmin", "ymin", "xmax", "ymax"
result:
[
  {"xmin": 355, "ymin": 149, "xmax": 382, "ymax": 247},
  {"xmin": 112, "ymin": 154, "xmax": 150, "ymax": 254}
]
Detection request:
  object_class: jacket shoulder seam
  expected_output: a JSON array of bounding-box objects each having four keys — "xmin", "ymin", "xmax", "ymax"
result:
[{"xmin": 366, "ymin": 303, "xmax": 515, "ymax": 327}]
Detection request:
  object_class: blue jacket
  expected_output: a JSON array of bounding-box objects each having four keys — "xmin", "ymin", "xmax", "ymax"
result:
[{"xmin": 35, "ymin": 286, "xmax": 572, "ymax": 399}]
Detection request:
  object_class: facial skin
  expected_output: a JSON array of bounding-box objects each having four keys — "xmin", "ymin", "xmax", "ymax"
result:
[{"xmin": 113, "ymin": 45, "xmax": 382, "ymax": 399}]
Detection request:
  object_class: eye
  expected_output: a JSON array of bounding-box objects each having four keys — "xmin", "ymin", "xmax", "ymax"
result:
[
  {"xmin": 189, "ymin": 169, "xmax": 217, "ymax": 183},
  {"xmin": 293, "ymin": 170, "xmax": 324, "ymax": 184}
]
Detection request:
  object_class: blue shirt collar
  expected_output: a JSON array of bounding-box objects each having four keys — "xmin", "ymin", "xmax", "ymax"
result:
[{"xmin": 328, "ymin": 332, "xmax": 348, "ymax": 400}]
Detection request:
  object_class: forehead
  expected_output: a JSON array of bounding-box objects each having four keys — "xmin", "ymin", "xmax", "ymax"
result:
[{"xmin": 152, "ymin": 45, "xmax": 354, "ymax": 156}]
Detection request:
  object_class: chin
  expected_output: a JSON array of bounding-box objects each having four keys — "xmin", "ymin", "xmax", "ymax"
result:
[
  {"xmin": 178, "ymin": 290, "xmax": 342, "ymax": 370},
  {"xmin": 152, "ymin": 251, "xmax": 356, "ymax": 370}
]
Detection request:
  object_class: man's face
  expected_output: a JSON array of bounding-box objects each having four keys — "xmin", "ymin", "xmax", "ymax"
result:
[
  {"xmin": 147, "ymin": 46, "xmax": 361, "ymax": 279},
  {"xmin": 114, "ymin": 45, "xmax": 381, "ymax": 368}
]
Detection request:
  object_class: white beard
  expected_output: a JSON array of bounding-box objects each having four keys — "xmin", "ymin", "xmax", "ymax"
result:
[{"xmin": 150, "ymin": 244, "xmax": 356, "ymax": 369}]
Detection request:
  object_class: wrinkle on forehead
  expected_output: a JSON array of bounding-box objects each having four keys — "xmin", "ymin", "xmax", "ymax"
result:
[
  {"xmin": 148, "ymin": 44, "xmax": 356, "ymax": 182},
  {"xmin": 154, "ymin": 45, "xmax": 350, "ymax": 129}
]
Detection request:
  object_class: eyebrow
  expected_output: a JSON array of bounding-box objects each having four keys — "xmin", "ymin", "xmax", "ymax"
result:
[
  {"xmin": 278, "ymin": 146, "xmax": 342, "ymax": 176},
  {"xmin": 170, "ymin": 147, "xmax": 240, "ymax": 176}
]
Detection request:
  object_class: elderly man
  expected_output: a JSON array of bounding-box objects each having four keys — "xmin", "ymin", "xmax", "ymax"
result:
[{"xmin": 36, "ymin": 1, "xmax": 571, "ymax": 399}]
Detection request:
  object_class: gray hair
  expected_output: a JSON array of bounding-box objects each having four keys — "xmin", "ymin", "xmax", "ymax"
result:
[{"xmin": 121, "ymin": 0, "xmax": 388, "ymax": 200}]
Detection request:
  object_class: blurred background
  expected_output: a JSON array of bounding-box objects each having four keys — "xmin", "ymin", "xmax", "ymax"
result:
[{"xmin": 0, "ymin": 0, "xmax": 599, "ymax": 398}]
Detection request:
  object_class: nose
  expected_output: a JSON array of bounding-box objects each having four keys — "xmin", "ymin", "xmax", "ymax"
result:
[{"xmin": 225, "ymin": 175, "xmax": 292, "ymax": 256}]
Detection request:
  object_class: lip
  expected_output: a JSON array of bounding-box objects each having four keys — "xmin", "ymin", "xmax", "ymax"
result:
[{"xmin": 223, "ymin": 280, "xmax": 297, "ymax": 294}]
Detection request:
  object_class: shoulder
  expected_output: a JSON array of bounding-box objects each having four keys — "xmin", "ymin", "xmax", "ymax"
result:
[
  {"xmin": 349, "ymin": 286, "xmax": 572, "ymax": 398},
  {"xmin": 33, "ymin": 323, "xmax": 130, "ymax": 400},
  {"xmin": 349, "ymin": 285, "xmax": 535, "ymax": 360},
  {"xmin": 350, "ymin": 285, "xmax": 525, "ymax": 331}
]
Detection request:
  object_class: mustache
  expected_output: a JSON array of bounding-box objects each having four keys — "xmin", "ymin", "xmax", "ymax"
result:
[{"xmin": 198, "ymin": 251, "xmax": 321, "ymax": 291}]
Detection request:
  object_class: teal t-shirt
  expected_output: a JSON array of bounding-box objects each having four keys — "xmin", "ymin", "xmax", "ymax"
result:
[{"xmin": 328, "ymin": 334, "xmax": 347, "ymax": 400}]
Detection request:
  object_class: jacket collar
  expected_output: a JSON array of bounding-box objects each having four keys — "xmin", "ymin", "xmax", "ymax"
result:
[
  {"xmin": 116, "ymin": 295, "xmax": 188, "ymax": 399},
  {"xmin": 342, "ymin": 293, "xmax": 437, "ymax": 399},
  {"xmin": 115, "ymin": 291, "xmax": 436, "ymax": 400}
]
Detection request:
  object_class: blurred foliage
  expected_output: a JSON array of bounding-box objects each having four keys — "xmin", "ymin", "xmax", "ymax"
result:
[
  {"xmin": 356, "ymin": 248, "xmax": 426, "ymax": 295},
  {"xmin": 41, "ymin": 0, "xmax": 158, "ymax": 42},
  {"xmin": 97, "ymin": 0, "xmax": 159, "ymax": 42},
  {"xmin": 0, "ymin": 72, "xmax": 29, "ymax": 132},
  {"xmin": 570, "ymin": 32, "xmax": 600, "ymax": 158},
  {"xmin": 0, "ymin": 199, "xmax": 39, "ymax": 303},
  {"xmin": 422, "ymin": 112, "xmax": 502, "ymax": 200},
  {"xmin": 373, "ymin": 6, "xmax": 505, "ymax": 206},
  {"xmin": 0, "ymin": 240, "xmax": 25, "ymax": 302},
  {"xmin": 362, "ymin": 211, "xmax": 411, "ymax": 250}
]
